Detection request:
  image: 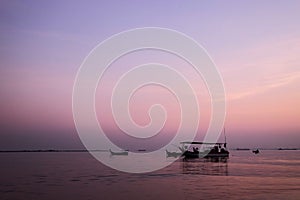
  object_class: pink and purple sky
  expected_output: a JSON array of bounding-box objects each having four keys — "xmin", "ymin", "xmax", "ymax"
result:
[{"xmin": 0, "ymin": 0, "xmax": 299, "ymax": 149}]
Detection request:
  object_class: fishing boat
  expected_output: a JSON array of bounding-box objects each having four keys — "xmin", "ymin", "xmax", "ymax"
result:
[
  {"xmin": 109, "ymin": 149, "xmax": 128, "ymax": 156},
  {"xmin": 252, "ymin": 149, "xmax": 259, "ymax": 154},
  {"xmin": 179, "ymin": 142, "xmax": 229, "ymax": 159},
  {"xmin": 165, "ymin": 149, "xmax": 182, "ymax": 158},
  {"xmin": 179, "ymin": 128, "xmax": 229, "ymax": 159}
]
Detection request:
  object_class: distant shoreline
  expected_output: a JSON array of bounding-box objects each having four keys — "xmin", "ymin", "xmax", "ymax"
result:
[
  {"xmin": 233, "ymin": 148, "xmax": 299, "ymax": 151},
  {"xmin": 0, "ymin": 148, "xmax": 299, "ymax": 153},
  {"xmin": 0, "ymin": 149, "xmax": 108, "ymax": 153}
]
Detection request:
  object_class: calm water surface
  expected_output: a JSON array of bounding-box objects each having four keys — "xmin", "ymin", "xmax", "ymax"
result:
[{"xmin": 0, "ymin": 150, "xmax": 299, "ymax": 200}]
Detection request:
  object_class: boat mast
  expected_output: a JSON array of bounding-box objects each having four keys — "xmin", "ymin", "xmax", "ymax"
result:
[{"xmin": 224, "ymin": 127, "xmax": 227, "ymax": 148}]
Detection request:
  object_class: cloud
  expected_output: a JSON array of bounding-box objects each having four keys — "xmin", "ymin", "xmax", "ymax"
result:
[
  {"xmin": 228, "ymin": 71, "xmax": 300, "ymax": 101},
  {"xmin": 222, "ymin": 35, "xmax": 300, "ymax": 101}
]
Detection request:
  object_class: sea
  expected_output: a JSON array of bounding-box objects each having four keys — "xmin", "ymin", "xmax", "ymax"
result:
[{"xmin": 0, "ymin": 150, "xmax": 299, "ymax": 200}]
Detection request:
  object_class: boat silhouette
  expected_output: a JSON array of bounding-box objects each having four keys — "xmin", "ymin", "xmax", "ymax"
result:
[
  {"xmin": 179, "ymin": 142, "xmax": 229, "ymax": 159},
  {"xmin": 252, "ymin": 149, "xmax": 260, "ymax": 154}
]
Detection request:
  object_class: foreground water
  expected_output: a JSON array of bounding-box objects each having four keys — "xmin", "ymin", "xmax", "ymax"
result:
[{"xmin": 1, "ymin": 150, "xmax": 299, "ymax": 200}]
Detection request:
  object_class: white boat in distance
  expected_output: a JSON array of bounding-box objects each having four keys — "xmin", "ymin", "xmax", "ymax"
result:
[{"xmin": 109, "ymin": 149, "xmax": 128, "ymax": 156}]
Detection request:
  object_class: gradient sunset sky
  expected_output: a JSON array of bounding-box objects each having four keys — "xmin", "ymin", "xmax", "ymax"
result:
[{"xmin": 1, "ymin": 0, "xmax": 299, "ymax": 150}]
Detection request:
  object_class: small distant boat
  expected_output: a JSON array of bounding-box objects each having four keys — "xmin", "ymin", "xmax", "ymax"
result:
[
  {"xmin": 236, "ymin": 148, "xmax": 250, "ymax": 151},
  {"xmin": 138, "ymin": 149, "xmax": 146, "ymax": 152},
  {"xmin": 166, "ymin": 150, "xmax": 182, "ymax": 158},
  {"xmin": 109, "ymin": 149, "xmax": 128, "ymax": 156},
  {"xmin": 252, "ymin": 149, "xmax": 260, "ymax": 154}
]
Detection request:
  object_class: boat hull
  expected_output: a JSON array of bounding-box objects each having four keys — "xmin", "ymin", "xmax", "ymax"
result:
[{"xmin": 183, "ymin": 151, "xmax": 229, "ymax": 159}]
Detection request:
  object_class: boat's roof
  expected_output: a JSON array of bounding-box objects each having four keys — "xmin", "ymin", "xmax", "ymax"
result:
[{"xmin": 180, "ymin": 141, "xmax": 226, "ymax": 145}]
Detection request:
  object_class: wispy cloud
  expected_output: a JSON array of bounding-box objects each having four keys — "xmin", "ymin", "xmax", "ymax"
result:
[
  {"xmin": 222, "ymin": 35, "xmax": 300, "ymax": 101},
  {"xmin": 228, "ymin": 71, "xmax": 300, "ymax": 101}
]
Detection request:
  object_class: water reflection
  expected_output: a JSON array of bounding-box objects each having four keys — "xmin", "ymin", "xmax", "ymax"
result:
[{"xmin": 181, "ymin": 157, "xmax": 228, "ymax": 176}]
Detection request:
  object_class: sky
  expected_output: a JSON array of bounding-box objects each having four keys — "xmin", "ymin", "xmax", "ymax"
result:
[{"xmin": 0, "ymin": 0, "xmax": 300, "ymax": 150}]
